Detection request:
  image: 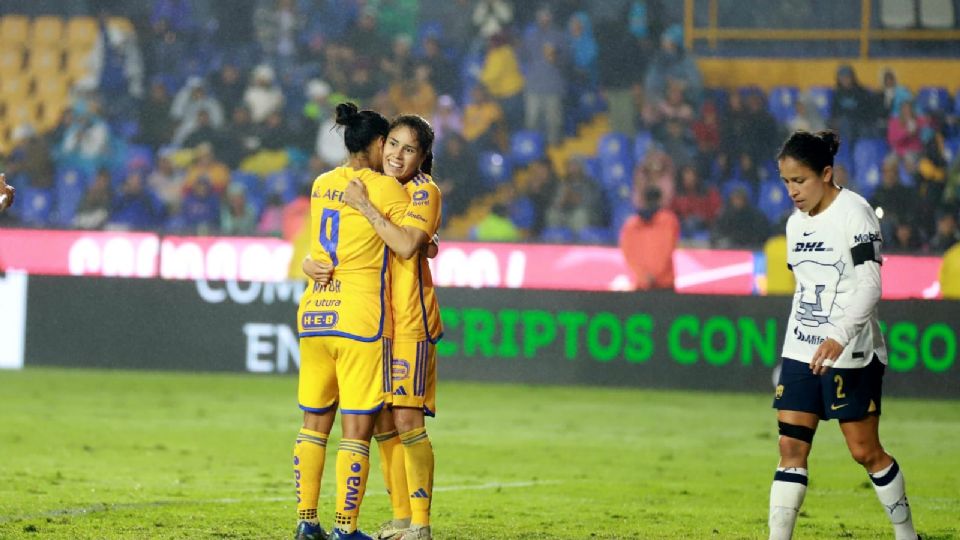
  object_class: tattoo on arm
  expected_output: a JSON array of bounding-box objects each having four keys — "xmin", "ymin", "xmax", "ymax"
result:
[{"xmin": 359, "ymin": 199, "xmax": 387, "ymax": 228}]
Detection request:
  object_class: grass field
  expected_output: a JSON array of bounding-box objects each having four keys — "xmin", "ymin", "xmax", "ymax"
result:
[{"xmin": 0, "ymin": 368, "xmax": 957, "ymax": 539}]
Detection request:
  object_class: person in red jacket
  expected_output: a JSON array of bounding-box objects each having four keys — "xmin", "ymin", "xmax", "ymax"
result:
[{"xmin": 619, "ymin": 185, "xmax": 680, "ymax": 290}]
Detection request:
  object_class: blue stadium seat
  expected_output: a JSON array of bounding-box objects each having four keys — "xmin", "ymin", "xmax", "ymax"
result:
[
  {"xmin": 597, "ymin": 132, "xmax": 631, "ymax": 163},
  {"xmin": 737, "ymin": 85, "xmax": 764, "ymax": 102},
  {"xmin": 509, "ymin": 196, "xmax": 536, "ymax": 230},
  {"xmin": 916, "ymin": 86, "xmax": 951, "ymax": 114},
  {"xmin": 540, "ymin": 226, "xmax": 575, "ymax": 244},
  {"xmin": 634, "ymin": 131, "xmax": 654, "ymax": 163},
  {"xmin": 757, "ymin": 178, "xmax": 793, "ymax": 225},
  {"xmin": 265, "ymin": 170, "xmax": 298, "ymax": 203},
  {"xmin": 17, "ymin": 187, "xmax": 54, "ymax": 226},
  {"xmin": 509, "ymin": 130, "xmax": 545, "ymax": 166},
  {"xmin": 945, "ymin": 136, "xmax": 960, "ymax": 164},
  {"xmin": 582, "ymin": 157, "xmax": 602, "ymax": 180},
  {"xmin": 600, "ymin": 157, "xmax": 632, "ymax": 192},
  {"xmin": 478, "ymin": 152, "xmax": 512, "ymax": 187},
  {"xmin": 577, "ymin": 226, "xmax": 615, "ymax": 244},
  {"xmin": 53, "ymin": 168, "xmax": 88, "ymax": 226},
  {"xmin": 807, "ymin": 86, "xmax": 834, "ymax": 119},
  {"xmin": 768, "ymin": 86, "xmax": 799, "ymax": 124},
  {"xmin": 577, "ymin": 89, "xmax": 606, "ymax": 116},
  {"xmin": 721, "ymin": 179, "xmax": 754, "ymax": 203},
  {"xmin": 853, "ymin": 138, "xmax": 888, "ymax": 199}
]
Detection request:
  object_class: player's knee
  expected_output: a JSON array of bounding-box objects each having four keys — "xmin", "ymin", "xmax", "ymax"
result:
[
  {"xmin": 393, "ymin": 407, "xmax": 426, "ymax": 433},
  {"xmin": 777, "ymin": 422, "xmax": 814, "ymax": 459},
  {"xmin": 848, "ymin": 445, "xmax": 885, "ymax": 468}
]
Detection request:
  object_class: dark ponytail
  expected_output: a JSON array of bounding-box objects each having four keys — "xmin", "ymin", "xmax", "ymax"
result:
[
  {"xmin": 335, "ymin": 102, "xmax": 390, "ymax": 154},
  {"xmin": 777, "ymin": 130, "xmax": 840, "ymax": 175},
  {"xmin": 390, "ymin": 114, "xmax": 435, "ymax": 175}
]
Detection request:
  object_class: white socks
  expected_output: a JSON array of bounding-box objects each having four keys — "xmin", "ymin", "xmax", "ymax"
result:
[
  {"xmin": 870, "ymin": 459, "xmax": 918, "ymax": 540},
  {"xmin": 769, "ymin": 467, "xmax": 807, "ymax": 540}
]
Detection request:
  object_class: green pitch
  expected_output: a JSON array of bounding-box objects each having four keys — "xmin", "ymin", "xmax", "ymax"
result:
[{"xmin": 0, "ymin": 368, "xmax": 957, "ymax": 539}]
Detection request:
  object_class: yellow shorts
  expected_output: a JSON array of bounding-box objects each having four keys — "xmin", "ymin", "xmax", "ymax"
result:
[
  {"xmin": 298, "ymin": 336, "xmax": 390, "ymax": 415},
  {"xmin": 389, "ymin": 340, "xmax": 437, "ymax": 416}
]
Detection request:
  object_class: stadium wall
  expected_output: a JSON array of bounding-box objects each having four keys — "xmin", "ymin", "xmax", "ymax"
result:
[{"xmin": 16, "ymin": 275, "xmax": 959, "ymax": 398}]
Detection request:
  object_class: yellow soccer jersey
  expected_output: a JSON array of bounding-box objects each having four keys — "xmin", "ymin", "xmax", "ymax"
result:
[
  {"xmin": 297, "ymin": 166, "xmax": 410, "ymax": 341},
  {"xmin": 390, "ymin": 172, "xmax": 444, "ymax": 342}
]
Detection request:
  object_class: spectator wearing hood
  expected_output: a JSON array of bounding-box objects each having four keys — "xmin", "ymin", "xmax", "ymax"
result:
[
  {"xmin": 545, "ymin": 156, "xmax": 606, "ymax": 233},
  {"xmin": 170, "ymin": 76, "xmax": 225, "ymax": 146},
  {"xmin": 832, "ymin": 64, "xmax": 880, "ymax": 141},
  {"xmin": 220, "ymin": 181, "xmax": 259, "ymax": 235},
  {"xmin": 178, "ymin": 176, "xmax": 220, "ymax": 234},
  {"xmin": 644, "ymin": 23, "xmax": 702, "ymax": 106},
  {"xmin": 712, "ymin": 185, "xmax": 770, "ymax": 248},
  {"xmin": 58, "ymin": 99, "xmax": 112, "ymax": 174},
  {"xmin": 431, "ymin": 95, "xmax": 464, "ymax": 144},
  {"xmin": 7, "ymin": 124, "xmax": 54, "ymax": 188},
  {"xmin": 522, "ymin": 5, "xmax": 569, "ymax": 146},
  {"xmin": 881, "ymin": 68, "xmax": 912, "ymax": 119},
  {"xmin": 619, "ymin": 185, "xmax": 679, "ymax": 290},
  {"xmin": 111, "ymin": 167, "xmax": 163, "ymax": 230},
  {"xmin": 479, "ymin": 31, "xmax": 525, "ymax": 130},
  {"xmin": 244, "ymin": 64, "xmax": 285, "ymax": 123},
  {"xmin": 567, "ymin": 11, "xmax": 598, "ymax": 87},
  {"xmin": 789, "ymin": 90, "xmax": 828, "ymax": 133}
]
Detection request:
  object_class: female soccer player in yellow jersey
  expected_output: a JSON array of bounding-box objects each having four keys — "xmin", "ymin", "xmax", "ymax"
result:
[
  {"xmin": 293, "ymin": 103, "xmax": 412, "ymax": 540},
  {"xmin": 305, "ymin": 115, "xmax": 442, "ymax": 540}
]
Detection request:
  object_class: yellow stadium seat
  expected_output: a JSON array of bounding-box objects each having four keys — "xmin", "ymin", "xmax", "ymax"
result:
[
  {"xmin": 33, "ymin": 73, "xmax": 70, "ymax": 100},
  {"xmin": 0, "ymin": 48, "xmax": 24, "ymax": 77},
  {"xmin": 939, "ymin": 244, "xmax": 960, "ymax": 299},
  {"xmin": 30, "ymin": 16, "xmax": 64, "ymax": 46},
  {"xmin": 5, "ymin": 98, "xmax": 40, "ymax": 129},
  {"xmin": 107, "ymin": 17, "xmax": 135, "ymax": 36},
  {"xmin": 66, "ymin": 16, "xmax": 99, "ymax": 50},
  {"xmin": 0, "ymin": 75, "xmax": 30, "ymax": 100},
  {"xmin": 27, "ymin": 47, "xmax": 63, "ymax": 77},
  {"xmin": 37, "ymin": 97, "xmax": 67, "ymax": 130},
  {"xmin": 65, "ymin": 49, "xmax": 93, "ymax": 79},
  {"xmin": 764, "ymin": 235, "xmax": 795, "ymax": 296},
  {"xmin": 0, "ymin": 16, "xmax": 30, "ymax": 44}
]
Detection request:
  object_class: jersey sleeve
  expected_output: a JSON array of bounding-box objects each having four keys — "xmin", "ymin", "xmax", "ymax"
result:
[
  {"xmin": 400, "ymin": 181, "xmax": 443, "ymax": 236},
  {"xmin": 374, "ymin": 173, "xmax": 411, "ymax": 225},
  {"xmin": 846, "ymin": 201, "xmax": 883, "ymax": 266}
]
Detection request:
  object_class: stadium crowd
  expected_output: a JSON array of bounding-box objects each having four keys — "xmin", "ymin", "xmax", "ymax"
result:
[{"xmin": 1, "ymin": 0, "xmax": 959, "ymax": 254}]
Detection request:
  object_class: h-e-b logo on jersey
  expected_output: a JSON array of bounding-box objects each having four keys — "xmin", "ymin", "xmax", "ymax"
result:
[{"xmin": 793, "ymin": 241, "xmax": 832, "ymax": 252}]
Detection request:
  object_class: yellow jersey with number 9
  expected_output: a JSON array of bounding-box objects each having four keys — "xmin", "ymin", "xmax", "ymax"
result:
[
  {"xmin": 297, "ymin": 166, "xmax": 410, "ymax": 341},
  {"xmin": 390, "ymin": 172, "xmax": 444, "ymax": 342}
]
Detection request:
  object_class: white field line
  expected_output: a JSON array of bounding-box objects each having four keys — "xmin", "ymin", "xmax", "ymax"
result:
[
  {"xmin": 675, "ymin": 262, "xmax": 755, "ymax": 289},
  {"xmin": 1, "ymin": 480, "xmax": 560, "ymax": 523}
]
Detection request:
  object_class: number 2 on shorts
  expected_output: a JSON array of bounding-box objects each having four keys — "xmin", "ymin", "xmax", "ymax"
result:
[{"xmin": 834, "ymin": 374, "xmax": 846, "ymax": 399}]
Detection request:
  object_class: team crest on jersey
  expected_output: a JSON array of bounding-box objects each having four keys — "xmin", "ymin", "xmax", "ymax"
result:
[
  {"xmin": 793, "ymin": 260, "xmax": 845, "ymax": 328},
  {"xmin": 391, "ymin": 358, "xmax": 410, "ymax": 380},
  {"xmin": 775, "ymin": 385, "xmax": 784, "ymax": 399}
]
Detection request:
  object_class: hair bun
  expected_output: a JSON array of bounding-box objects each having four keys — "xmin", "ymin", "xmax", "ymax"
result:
[
  {"xmin": 335, "ymin": 102, "xmax": 360, "ymax": 127},
  {"xmin": 816, "ymin": 130, "xmax": 840, "ymax": 157}
]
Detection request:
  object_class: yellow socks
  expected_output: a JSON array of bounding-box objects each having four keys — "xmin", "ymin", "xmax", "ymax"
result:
[
  {"xmin": 375, "ymin": 430, "xmax": 412, "ymax": 520},
  {"xmin": 400, "ymin": 427, "xmax": 434, "ymax": 527},
  {"xmin": 294, "ymin": 428, "xmax": 328, "ymax": 524},
  {"xmin": 334, "ymin": 438, "xmax": 370, "ymax": 533}
]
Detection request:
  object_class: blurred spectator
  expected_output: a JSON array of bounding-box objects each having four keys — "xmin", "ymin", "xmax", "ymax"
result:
[
  {"xmin": 462, "ymin": 85, "xmax": 505, "ymax": 151},
  {"xmin": 370, "ymin": 0, "xmax": 419, "ymax": 42},
  {"xmin": 211, "ymin": 61, "xmax": 247, "ymax": 118},
  {"xmin": 887, "ymin": 101, "xmax": 928, "ymax": 164},
  {"xmin": 789, "ymin": 91, "xmax": 827, "ymax": 133},
  {"xmin": 832, "ymin": 64, "xmax": 879, "ymax": 141},
  {"xmin": 139, "ymin": 79, "xmax": 175, "ymax": 149},
  {"xmin": 522, "ymin": 158, "xmax": 557, "ymax": 237},
  {"xmin": 742, "ymin": 92, "xmax": 780, "ymax": 167},
  {"xmin": 916, "ymin": 130, "xmax": 949, "ymax": 233},
  {"xmin": 388, "ymin": 64, "xmax": 437, "ymax": 119},
  {"xmin": 58, "ymin": 101, "xmax": 112, "ymax": 173},
  {"xmin": 181, "ymin": 109, "xmax": 222, "ymax": 151},
  {"xmin": 479, "ymin": 32, "xmax": 525, "ymax": 130},
  {"xmin": 832, "ymin": 163, "xmax": 850, "ymax": 187},
  {"xmin": 595, "ymin": 2, "xmax": 645, "ymax": 135},
  {"xmin": 871, "ymin": 154, "xmax": 916, "ymax": 239},
  {"xmin": 670, "ymin": 165, "xmax": 721, "ymax": 238},
  {"xmin": 567, "ymin": 11, "xmax": 598, "ymax": 87},
  {"xmin": 316, "ymin": 112, "xmax": 348, "ymax": 169},
  {"xmin": 659, "ymin": 119, "xmax": 694, "ymax": 170},
  {"xmin": 633, "ymin": 148, "xmax": 676, "ymax": 207},
  {"xmin": 345, "ymin": 8, "xmax": 387, "ymax": 65},
  {"xmin": 220, "ymin": 182, "xmax": 258, "ymax": 235},
  {"xmin": 545, "ymin": 157, "xmax": 605, "ymax": 233},
  {"xmin": 171, "ymin": 77, "xmax": 225, "ymax": 146},
  {"xmin": 177, "ymin": 177, "xmax": 220, "ymax": 234},
  {"xmin": 300, "ymin": 79, "xmax": 332, "ymax": 151},
  {"xmin": 648, "ymin": 81, "xmax": 695, "ymax": 134},
  {"xmin": 712, "ymin": 186, "xmax": 770, "ymax": 248},
  {"xmin": 89, "ymin": 13, "xmax": 145, "ymax": 115},
  {"xmin": 380, "ymin": 34, "xmax": 415, "ymax": 86},
  {"xmin": 257, "ymin": 111, "xmax": 295, "ymax": 150},
  {"xmin": 182, "ymin": 143, "xmax": 231, "ymax": 194},
  {"xmin": 888, "ymin": 219, "xmax": 924, "ymax": 252},
  {"xmin": 220, "ymin": 105, "xmax": 261, "ymax": 168},
  {"xmin": 881, "ymin": 68, "xmax": 911, "ymax": 119},
  {"xmin": 349, "ymin": 60, "xmax": 380, "ymax": 103},
  {"xmin": 7, "ymin": 125, "xmax": 54, "ymax": 188},
  {"xmin": 435, "ymin": 133, "xmax": 480, "ymax": 220},
  {"xmin": 619, "ymin": 185, "xmax": 679, "ymax": 290},
  {"xmin": 644, "ymin": 23, "xmax": 702, "ymax": 106},
  {"xmin": 473, "ymin": 202, "xmax": 521, "ymax": 241},
  {"xmin": 151, "ymin": 0, "xmax": 193, "ymax": 35},
  {"xmin": 253, "ymin": 0, "xmax": 303, "ymax": 70},
  {"xmin": 257, "ymin": 193, "xmax": 285, "ymax": 235},
  {"xmin": 718, "ymin": 92, "xmax": 749, "ymax": 180},
  {"xmin": 473, "ymin": 0, "xmax": 514, "ymax": 40},
  {"xmin": 691, "ymin": 100, "xmax": 721, "ymax": 176},
  {"xmin": 431, "ymin": 95, "xmax": 464, "ymax": 144},
  {"xmin": 244, "ymin": 64, "xmax": 285, "ymax": 124},
  {"xmin": 927, "ymin": 208, "xmax": 960, "ymax": 253},
  {"xmin": 147, "ymin": 148, "xmax": 185, "ymax": 213},
  {"xmin": 111, "ymin": 168, "xmax": 162, "ymax": 230},
  {"xmin": 522, "ymin": 5, "xmax": 568, "ymax": 146},
  {"xmin": 73, "ymin": 168, "xmax": 113, "ymax": 229},
  {"xmin": 420, "ymin": 35, "xmax": 458, "ymax": 97}
]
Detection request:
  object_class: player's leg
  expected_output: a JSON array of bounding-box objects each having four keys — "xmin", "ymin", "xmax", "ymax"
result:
[
  {"xmin": 391, "ymin": 340, "xmax": 437, "ymax": 540},
  {"xmin": 331, "ymin": 338, "xmax": 388, "ymax": 539},
  {"xmin": 295, "ymin": 338, "xmax": 339, "ymax": 540},
  {"xmin": 374, "ymin": 409, "xmax": 412, "ymax": 539},
  {"xmin": 769, "ymin": 359, "xmax": 822, "ymax": 540},
  {"xmin": 834, "ymin": 359, "xmax": 918, "ymax": 540}
]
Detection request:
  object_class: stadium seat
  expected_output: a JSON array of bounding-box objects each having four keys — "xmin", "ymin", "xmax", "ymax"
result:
[
  {"xmin": 265, "ymin": 169, "xmax": 298, "ymax": 203},
  {"xmin": 478, "ymin": 152, "xmax": 512, "ymax": 187},
  {"xmin": 721, "ymin": 179, "xmax": 754, "ymax": 203},
  {"xmin": 853, "ymin": 138, "xmax": 889, "ymax": 199},
  {"xmin": 27, "ymin": 46, "xmax": 63, "ymax": 77},
  {"xmin": 0, "ymin": 74, "xmax": 29, "ymax": 100},
  {"xmin": 509, "ymin": 196, "xmax": 536, "ymax": 230},
  {"xmin": 30, "ymin": 16, "xmax": 64, "ymax": 47},
  {"xmin": 540, "ymin": 226, "xmax": 575, "ymax": 244},
  {"xmin": 597, "ymin": 132, "xmax": 631, "ymax": 164},
  {"xmin": 916, "ymin": 86, "xmax": 951, "ymax": 114},
  {"xmin": 33, "ymin": 73, "xmax": 69, "ymax": 99},
  {"xmin": 600, "ymin": 158, "xmax": 632, "ymax": 192},
  {"xmin": 509, "ymin": 130, "xmax": 545, "ymax": 166},
  {"xmin": 577, "ymin": 226, "xmax": 615, "ymax": 244},
  {"xmin": 36, "ymin": 96, "xmax": 68, "ymax": 130},
  {"xmin": 880, "ymin": 0, "xmax": 917, "ymax": 28},
  {"xmin": 66, "ymin": 48, "xmax": 92, "ymax": 79},
  {"xmin": 53, "ymin": 167, "xmax": 88, "ymax": 226},
  {"xmin": 66, "ymin": 17, "xmax": 99, "ymax": 51},
  {"xmin": 633, "ymin": 131, "xmax": 654, "ymax": 163},
  {"xmin": 768, "ymin": 86, "xmax": 799, "ymax": 124},
  {"xmin": 919, "ymin": 0, "xmax": 955, "ymax": 28},
  {"xmin": 17, "ymin": 186, "xmax": 54, "ymax": 226},
  {"xmin": 0, "ymin": 48, "xmax": 23, "ymax": 78},
  {"xmin": 0, "ymin": 16, "xmax": 30, "ymax": 45},
  {"xmin": 582, "ymin": 157, "xmax": 601, "ymax": 180},
  {"xmin": 806, "ymin": 86, "xmax": 833, "ymax": 119},
  {"xmin": 757, "ymin": 178, "xmax": 793, "ymax": 225},
  {"xmin": 610, "ymin": 199, "xmax": 636, "ymax": 233},
  {"xmin": 6, "ymin": 99, "xmax": 39, "ymax": 128}
]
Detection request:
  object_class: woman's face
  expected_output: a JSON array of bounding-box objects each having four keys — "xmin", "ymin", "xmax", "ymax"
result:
[
  {"xmin": 383, "ymin": 126, "xmax": 425, "ymax": 181},
  {"xmin": 779, "ymin": 156, "xmax": 831, "ymax": 214}
]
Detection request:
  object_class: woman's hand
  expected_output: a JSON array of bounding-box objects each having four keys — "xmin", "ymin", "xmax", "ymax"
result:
[
  {"xmin": 302, "ymin": 256, "xmax": 334, "ymax": 286},
  {"xmin": 810, "ymin": 338, "xmax": 844, "ymax": 375}
]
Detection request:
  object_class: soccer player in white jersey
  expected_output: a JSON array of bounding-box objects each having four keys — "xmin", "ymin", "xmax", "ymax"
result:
[{"xmin": 768, "ymin": 130, "xmax": 920, "ymax": 540}]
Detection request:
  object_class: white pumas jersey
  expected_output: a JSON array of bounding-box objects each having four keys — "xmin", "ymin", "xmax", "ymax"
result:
[{"xmin": 782, "ymin": 188, "xmax": 888, "ymax": 369}]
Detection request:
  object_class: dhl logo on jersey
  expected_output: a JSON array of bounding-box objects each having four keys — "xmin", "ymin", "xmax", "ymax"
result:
[{"xmin": 301, "ymin": 311, "xmax": 339, "ymax": 330}]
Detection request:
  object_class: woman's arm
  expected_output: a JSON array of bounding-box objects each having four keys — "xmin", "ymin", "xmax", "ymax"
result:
[{"xmin": 344, "ymin": 178, "xmax": 429, "ymax": 259}]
